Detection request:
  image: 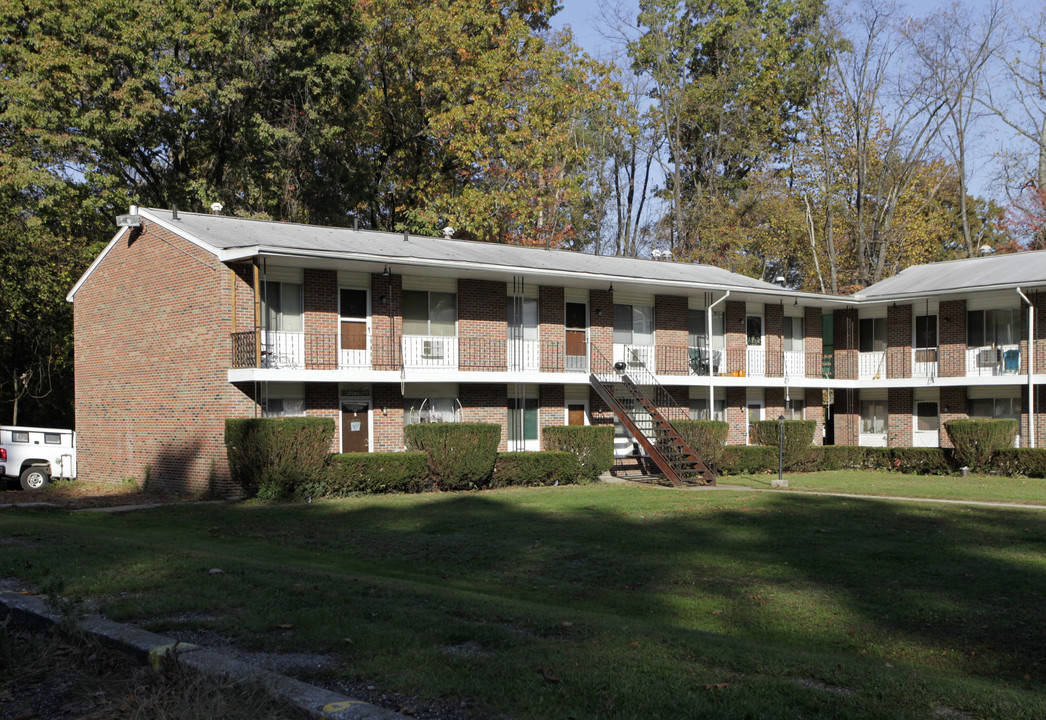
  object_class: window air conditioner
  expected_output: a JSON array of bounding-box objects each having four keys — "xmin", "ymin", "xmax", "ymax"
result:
[
  {"xmin": 978, "ymin": 348, "xmax": 1001, "ymax": 366},
  {"xmin": 423, "ymin": 339, "xmax": 445, "ymax": 359}
]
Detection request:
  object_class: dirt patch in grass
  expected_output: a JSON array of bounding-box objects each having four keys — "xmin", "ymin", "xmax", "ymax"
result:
[{"xmin": 0, "ymin": 480, "xmax": 204, "ymax": 509}]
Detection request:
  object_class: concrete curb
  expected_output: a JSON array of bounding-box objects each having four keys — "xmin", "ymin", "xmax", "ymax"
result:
[{"xmin": 0, "ymin": 590, "xmax": 406, "ymax": 720}]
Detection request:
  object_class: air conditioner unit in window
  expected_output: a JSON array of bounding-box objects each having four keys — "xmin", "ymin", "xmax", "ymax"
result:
[
  {"xmin": 423, "ymin": 339, "xmax": 445, "ymax": 359},
  {"xmin": 978, "ymin": 348, "xmax": 1001, "ymax": 366}
]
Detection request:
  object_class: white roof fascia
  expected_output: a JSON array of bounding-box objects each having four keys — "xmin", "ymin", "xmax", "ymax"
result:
[
  {"xmin": 67, "ymin": 226, "xmax": 129, "ymax": 302},
  {"xmin": 241, "ymin": 246, "xmax": 855, "ymax": 307},
  {"xmin": 852, "ymin": 282, "xmax": 1046, "ymax": 303},
  {"xmin": 136, "ymin": 208, "xmax": 227, "ymax": 257}
]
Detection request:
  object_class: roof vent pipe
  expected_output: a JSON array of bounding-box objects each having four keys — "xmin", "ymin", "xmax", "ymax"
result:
[{"xmin": 172, "ymin": 205, "xmax": 179, "ymax": 221}]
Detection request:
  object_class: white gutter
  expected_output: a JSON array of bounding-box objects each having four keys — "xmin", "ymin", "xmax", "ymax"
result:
[
  {"xmin": 1017, "ymin": 287, "xmax": 1035, "ymax": 448},
  {"xmin": 707, "ymin": 291, "xmax": 730, "ymax": 416}
]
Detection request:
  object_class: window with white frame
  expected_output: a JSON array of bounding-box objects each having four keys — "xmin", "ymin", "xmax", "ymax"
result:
[
  {"xmin": 859, "ymin": 317, "xmax": 886, "ymax": 352},
  {"xmin": 261, "ymin": 384, "xmax": 305, "ymax": 417},
  {"xmin": 507, "ymin": 296, "xmax": 538, "ymax": 341},
  {"xmin": 614, "ymin": 304, "xmax": 654, "ymax": 344},
  {"xmin": 403, "ymin": 397, "xmax": 460, "ymax": 424},
  {"xmin": 262, "ymin": 281, "xmax": 303, "ymax": 332},
  {"xmin": 783, "ymin": 316, "xmax": 805, "ymax": 352},
  {"xmin": 784, "ymin": 398, "xmax": 805, "ymax": 421},
  {"xmin": 689, "ymin": 397, "xmax": 725, "ymax": 421},
  {"xmin": 508, "ymin": 397, "xmax": 539, "ymax": 445},
  {"xmin": 967, "ymin": 396, "xmax": 1019, "ymax": 421},
  {"xmin": 967, "ymin": 309, "xmax": 1018, "ymax": 347},
  {"xmin": 688, "ymin": 310, "xmax": 725, "ymax": 348},
  {"xmin": 860, "ymin": 398, "xmax": 887, "ymax": 434},
  {"xmin": 403, "ymin": 290, "xmax": 456, "ymax": 336}
]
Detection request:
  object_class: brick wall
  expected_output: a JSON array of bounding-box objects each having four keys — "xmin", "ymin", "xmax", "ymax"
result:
[
  {"xmin": 765, "ymin": 387, "xmax": 785, "ymax": 421},
  {"xmin": 765, "ymin": 303, "xmax": 783, "ymax": 377},
  {"xmin": 539, "ymin": 285, "xmax": 564, "ymax": 372},
  {"xmin": 304, "ymin": 268, "xmax": 337, "ymax": 369},
  {"xmin": 804, "ymin": 387, "xmax": 825, "ymax": 446},
  {"xmin": 833, "ymin": 308, "xmax": 858, "ymax": 380},
  {"xmin": 73, "ymin": 221, "xmax": 255, "ymax": 494},
  {"xmin": 834, "ymin": 389, "xmax": 860, "ymax": 446},
  {"xmin": 373, "ymin": 384, "xmax": 405, "ymax": 451},
  {"xmin": 725, "ymin": 387, "xmax": 747, "ymax": 445},
  {"xmin": 655, "ymin": 294, "xmax": 688, "ymax": 375},
  {"xmin": 590, "ymin": 289, "xmax": 613, "ymax": 367},
  {"xmin": 886, "ymin": 303, "xmax": 912, "ymax": 379},
  {"xmin": 887, "ymin": 388, "xmax": 913, "ymax": 447},
  {"xmin": 371, "ymin": 273, "xmax": 401, "ymax": 371},
  {"xmin": 460, "ymin": 278, "xmax": 507, "ymax": 371},
  {"xmin": 539, "ymin": 384, "xmax": 565, "ymax": 443},
  {"xmin": 305, "ymin": 383, "xmax": 340, "ymax": 453},
  {"xmin": 461, "ymin": 384, "xmax": 509, "ymax": 451},
  {"xmin": 939, "ymin": 386, "xmax": 967, "ymax": 448},
  {"xmin": 804, "ymin": 306, "xmax": 823, "ymax": 378},
  {"xmin": 725, "ymin": 301, "xmax": 746, "ymax": 375},
  {"xmin": 939, "ymin": 299, "xmax": 966, "ymax": 378}
]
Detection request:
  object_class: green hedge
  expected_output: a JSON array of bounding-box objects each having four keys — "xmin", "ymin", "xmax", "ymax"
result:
[
  {"xmin": 945, "ymin": 419, "xmax": 1018, "ymax": 472},
  {"xmin": 542, "ymin": 425, "xmax": 614, "ymax": 482},
  {"xmin": 404, "ymin": 422, "xmax": 500, "ymax": 490},
  {"xmin": 720, "ymin": 446, "xmax": 778, "ymax": 474},
  {"xmin": 224, "ymin": 418, "xmax": 335, "ymax": 500},
  {"xmin": 751, "ymin": 420, "xmax": 816, "ymax": 470},
  {"xmin": 674, "ymin": 420, "xmax": 728, "ymax": 474},
  {"xmin": 994, "ymin": 448, "xmax": 1046, "ymax": 477},
  {"xmin": 492, "ymin": 452, "xmax": 581, "ymax": 488},
  {"xmin": 323, "ymin": 452, "xmax": 428, "ymax": 495}
]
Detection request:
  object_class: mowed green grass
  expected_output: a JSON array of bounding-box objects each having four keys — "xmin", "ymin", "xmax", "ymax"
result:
[
  {"xmin": 2, "ymin": 482, "xmax": 1045, "ymax": 719},
  {"xmin": 724, "ymin": 469, "xmax": 1046, "ymax": 505}
]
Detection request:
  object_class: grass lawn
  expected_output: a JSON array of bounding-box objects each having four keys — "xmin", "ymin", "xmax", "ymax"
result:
[
  {"xmin": 724, "ymin": 469, "xmax": 1046, "ymax": 505},
  {"xmin": 2, "ymin": 481, "xmax": 1045, "ymax": 719}
]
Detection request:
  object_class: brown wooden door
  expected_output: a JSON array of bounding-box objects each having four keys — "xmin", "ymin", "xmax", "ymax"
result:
[
  {"xmin": 341, "ymin": 401, "xmax": 369, "ymax": 453},
  {"xmin": 567, "ymin": 404, "xmax": 585, "ymax": 426},
  {"xmin": 341, "ymin": 321, "xmax": 367, "ymax": 350}
]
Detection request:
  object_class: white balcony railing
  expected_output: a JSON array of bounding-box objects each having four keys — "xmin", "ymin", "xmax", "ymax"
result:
[
  {"xmin": 402, "ymin": 335, "xmax": 459, "ymax": 370},
  {"xmin": 859, "ymin": 351, "xmax": 886, "ymax": 379},
  {"xmin": 261, "ymin": 331, "xmax": 305, "ymax": 369},
  {"xmin": 966, "ymin": 345, "xmax": 1020, "ymax": 376},
  {"xmin": 746, "ymin": 347, "xmax": 766, "ymax": 377},
  {"xmin": 783, "ymin": 350, "xmax": 806, "ymax": 378},
  {"xmin": 508, "ymin": 338, "xmax": 541, "ymax": 372},
  {"xmin": 614, "ymin": 344, "xmax": 656, "ymax": 373}
]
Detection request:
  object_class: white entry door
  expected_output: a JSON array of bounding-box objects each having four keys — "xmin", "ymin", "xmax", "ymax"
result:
[{"xmin": 914, "ymin": 401, "xmax": 939, "ymax": 447}]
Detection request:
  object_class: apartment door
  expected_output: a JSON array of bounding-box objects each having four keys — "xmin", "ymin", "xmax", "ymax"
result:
[
  {"xmin": 914, "ymin": 401, "xmax": 939, "ymax": 448},
  {"xmin": 565, "ymin": 302, "xmax": 588, "ymax": 372},
  {"xmin": 341, "ymin": 401, "xmax": 370, "ymax": 453},
  {"xmin": 747, "ymin": 401, "xmax": 764, "ymax": 445},
  {"xmin": 339, "ymin": 288, "xmax": 368, "ymax": 368},
  {"xmin": 567, "ymin": 403, "xmax": 586, "ymax": 426},
  {"xmin": 746, "ymin": 315, "xmax": 765, "ymax": 377}
]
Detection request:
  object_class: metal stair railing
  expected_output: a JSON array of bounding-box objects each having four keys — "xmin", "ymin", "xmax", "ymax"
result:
[{"xmin": 589, "ymin": 345, "xmax": 715, "ymax": 486}]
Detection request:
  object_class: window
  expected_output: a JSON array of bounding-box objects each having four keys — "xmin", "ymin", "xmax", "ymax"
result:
[
  {"xmin": 968, "ymin": 309, "xmax": 1018, "ymax": 347},
  {"xmin": 859, "ymin": 317, "xmax": 886, "ymax": 352},
  {"xmin": 262, "ymin": 281, "xmax": 303, "ymax": 332},
  {"xmin": 508, "ymin": 297, "xmax": 538, "ymax": 340},
  {"xmin": 565, "ymin": 302, "xmax": 587, "ymax": 330},
  {"xmin": 784, "ymin": 399, "xmax": 805, "ymax": 421},
  {"xmin": 403, "ymin": 290, "xmax": 456, "ymax": 336},
  {"xmin": 689, "ymin": 397, "xmax": 724, "ymax": 421},
  {"xmin": 262, "ymin": 397, "xmax": 305, "ymax": 418},
  {"xmin": 404, "ymin": 397, "xmax": 459, "ymax": 424},
  {"xmin": 783, "ymin": 316, "xmax": 805, "ymax": 353},
  {"xmin": 44, "ymin": 433, "xmax": 61, "ymax": 445},
  {"xmin": 11, "ymin": 431, "xmax": 28, "ymax": 443},
  {"xmin": 916, "ymin": 402, "xmax": 938, "ymax": 432},
  {"xmin": 614, "ymin": 304, "xmax": 653, "ymax": 344},
  {"xmin": 340, "ymin": 288, "xmax": 367, "ymax": 318},
  {"xmin": 508, "ymin": 398, "xmax": 539, "ymax": 443},
  {"xmin": 746, "ymin": 316, "xmax": 763, "ymax": 346},
  {"xmin": 968, "ymin": 397, "xmax": 1019, "ymax": 420},
  {"xmin": 860, "ymin": 399, "xmax": 887, "ymax": 434},
  {"xmin": 689, "ymin": 310, "xmax": 725, "ymax": 348},
  {"xmin": 915, "ymin": 315, "xmax": 937, "ymax": 349}
]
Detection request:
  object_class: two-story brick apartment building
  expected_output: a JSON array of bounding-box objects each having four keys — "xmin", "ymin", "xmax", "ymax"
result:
[{"xmin": 67, "ymin": 208, "xmax": 1046, "ymax": 492}]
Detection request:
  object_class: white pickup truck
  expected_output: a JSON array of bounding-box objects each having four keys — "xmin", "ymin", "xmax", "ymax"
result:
[{"xmin": 0, "ymin": 426, "xmax": 77, "ymax": 491}]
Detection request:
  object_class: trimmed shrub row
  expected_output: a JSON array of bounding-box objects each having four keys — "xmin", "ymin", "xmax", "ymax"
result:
[
  {"xmin": 404, "ymin": 422, "xmax": 501, "ymax": 490},
  {"xmin": 325, "ymin": 452, "xmax": 428, "ymax": 495},
  {"xmin": 674, "ymin": 420, "xmax": 728, "ymax": 474},
  {"xmin": 751, "ymin": 420, "xmax": 817, "ymax": 470},
  {"xmin": 492, "ymin": 451, "xmax": 581, "ymax": 488},
  {"xmin": 225, "ymin": 418, "xmax": 335, "ymax": 501},
  {"xmin": 542, "ymin": 425, "xmax": 614, "ymax": 483},
  {"xmin": 945, "ymin": 419, "xmax": 1018, "ymax": 472}
]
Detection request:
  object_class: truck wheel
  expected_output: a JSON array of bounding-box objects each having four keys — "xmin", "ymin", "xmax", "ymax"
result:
[{"xmin": 20, "ymin": 466, "xmax": 49, "ymax": 491}]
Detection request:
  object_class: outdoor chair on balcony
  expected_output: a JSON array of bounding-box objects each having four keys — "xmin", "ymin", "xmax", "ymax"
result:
[
  {"xmin": 1004, "ymin": 349, "xmax": 1019, "ymax": 373},
  {"xmin": 688, "ymin": 348, "xmax": 721, "ymax": 375}
]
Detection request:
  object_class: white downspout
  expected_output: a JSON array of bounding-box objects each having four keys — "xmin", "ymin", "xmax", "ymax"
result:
[
  {"xmin": 707, "ymin": 291, "xmax": 730, "ymax": 417},
  {"xmin": 1017, "ymin": 287, "xmax": 1035, "ymax": 448}
]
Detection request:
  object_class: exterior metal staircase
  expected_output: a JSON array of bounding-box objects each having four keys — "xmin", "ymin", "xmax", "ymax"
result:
[{"xmin": 589, "ymin": 346, "xmax": 716, "ymax": 486}]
